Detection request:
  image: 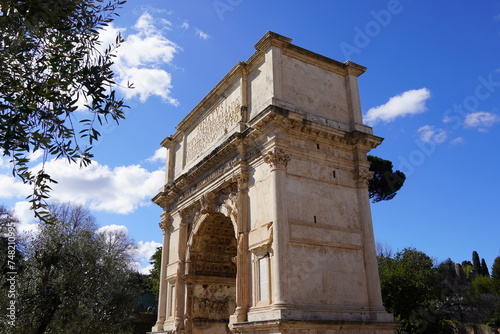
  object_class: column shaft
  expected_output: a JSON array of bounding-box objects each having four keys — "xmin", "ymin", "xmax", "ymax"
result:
[
  {"xmin": 232, "ymin": 170, "xmax": 250, "ymax": 323},
  {"xmin": 264, "ymin": 148, "xmax": 291, "ymax": 308},
  {"xmin": 152, "ymin": 215, "xmax": 171, "ymax": 332},
  {"xmin": 174, "ymin": 220, "xmax": 188, "ymax": 329}
]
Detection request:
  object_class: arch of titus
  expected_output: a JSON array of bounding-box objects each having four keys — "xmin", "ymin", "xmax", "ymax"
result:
[{"xmin": 150, "ymin": 32, "xmax": 397, "ymax": 334}]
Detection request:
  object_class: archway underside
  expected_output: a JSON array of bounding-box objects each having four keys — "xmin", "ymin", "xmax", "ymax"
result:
[
  {"xmin": 188, "ymin": 213, "xmax": 237, "ymax": 334},
  {"xmin": 190, "ymin": 213, "xmax": 237, "ymax": 278}
]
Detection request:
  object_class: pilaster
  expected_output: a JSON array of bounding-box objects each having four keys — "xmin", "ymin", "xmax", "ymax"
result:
[
  {"xmin": 231, "ymin": 169, "xmax": 251, "ymax": 323},
  {"xmin": 263, "ymin": 148, "xmax": 291, "ymax": 308},
  {"xmin": 174, "ymin": 210, "xmax": 190, "ymax": 330},
  {"xmin": 353, "ymin": 165, "xmax": 387, "ymax": 318},
  {"xmin": 152, "ymin": 213, "xmax": 172, "ymax": 332}
]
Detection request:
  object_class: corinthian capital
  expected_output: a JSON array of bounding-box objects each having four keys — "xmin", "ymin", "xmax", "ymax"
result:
[
  {"xmin": 232, "ymin": 171, "xmax": 249, "ymax": 190},
  {"xmin": 353, "ymin": 168, "xmax": 374, "ymax": 186},
  {"xmin": 159, "ymin": 212, "xmax": 172, "ymax": 232},
  {"xmin": 264, "ymin": 149, "xmax": 291, "ymax": 170}
]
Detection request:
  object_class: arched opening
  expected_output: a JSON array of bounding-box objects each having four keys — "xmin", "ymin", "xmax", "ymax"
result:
[{"xmin": 187, "ymin": 213, "xmax": 237, "ymax": 334}]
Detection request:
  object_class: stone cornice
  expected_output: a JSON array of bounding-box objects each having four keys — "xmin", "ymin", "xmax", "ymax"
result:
[
  {"xmin": 161, "ymin": 32, "xmax": 368, "ymax": 151},
  {"xmin": 346, "ymin": 131, "xmax": 383, "ymax": 151},
  {"xmin": 254, "ymin": 31, "xmax": 292, "ymax": 52},
  {"xmin": 152, "ymin": 105, "xmax": 382, "ymax": 210},
  {"xmin": 160, "ymin": 135, "xmax": 174, "ymax": 148},
  {"xmin": 249, "ymin": 106, "xmax": 382, "ymax": 151},
  {"xmin": 253, "ymin": 31, "xmax": 366, "ymax": 77}
]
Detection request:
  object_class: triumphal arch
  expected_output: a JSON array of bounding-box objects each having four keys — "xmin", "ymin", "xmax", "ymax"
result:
[{"xmin": 150, "ymin": 32, "xmax": 397, "ymax": 334}]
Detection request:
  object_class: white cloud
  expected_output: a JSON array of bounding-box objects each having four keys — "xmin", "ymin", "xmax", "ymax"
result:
[
  {"xmin": 133, "ymin": 263, "xmax": 154, "ymax": 275},
  {"xmin": 136, "ymin": 240, "xmax": 162, "ymax": 260},
  {"xmin": 450, "ymin": 137, "xmax": 465, "ymax": 145},
  {"xmin": 96, "ymin": 23, "xmax": 126, "ymax": 54},
  {"xmin": 42, "ymin": 160, "xmax": 164, "ymax": 214},
  {"xmin": 180, "ymin": 20, "xmax": 190, "ymax": 29},
  {"xmin": 195, "ymin": 28, "xmax": 210, "ymax": 40},
  {"xmin": 27, "ymin": 150, "xmax": 44, "ymax": 163},
  {"xmin": 1, "ymin": 150, "xmax": 43, "ymax": 170},
  {"xmin": 463, "ymin": 111, "xmax": 500, "ymax": 131},
  {"xmin": 118, "ymin": 67, "xmax": 177, "ymax": 105},
  {"xmin": 364, "ymin": 88, "xmax": 431, "ymax": 126},
  {"xmin": 13, "ymin": 201, "xmax": 39, "ymax": 235},
  {"xmin": 146, "ymin": 147, "xmax": 167, "ymax": 163},
  {"xmin": 0, "ymin": 174, "xmax": 31, "ymax": 198},
  {"xmin": 133, "ymin": 240, "xmax": 161, "ymax": 274},
  {"xmin": 99, "ymin": 11, "xmax": 180, "ymax": 105},
  {"xmin": 417, "ymin": 125, "xmax": 447, "ymax": 144},
  {"xmin": 118, "ymin": 34, "xmax": 177, "ymax": 68},
  {"xmin": 0, "ymin": 147, "xmax": 165, "ymax": 215},
  {"xmin": 0, "ymin": 159, "xmax": 164, "ymax": 215},
  {"xmin": 97, "ymin": 224, "xmax": 129, "ymax": 235},
  {"xmin": 134, "ymin": 12, "xmax": 171, "ymax": 35}
]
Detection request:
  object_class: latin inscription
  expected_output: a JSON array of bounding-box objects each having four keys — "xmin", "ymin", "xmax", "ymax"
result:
[{"xmin": 186, "ymin": 96, "xmax": 241, "ymax": 163}]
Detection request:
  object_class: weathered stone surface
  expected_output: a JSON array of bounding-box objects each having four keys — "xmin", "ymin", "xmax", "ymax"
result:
[{"xmin": 150, "ymin": 31, "xmax": 397, "ymax": 334}]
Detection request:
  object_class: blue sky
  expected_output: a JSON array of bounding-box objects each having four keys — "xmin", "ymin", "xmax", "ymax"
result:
[{"xmin": 1, "ymin": 0, "xmax": 499, "ymax": 273}]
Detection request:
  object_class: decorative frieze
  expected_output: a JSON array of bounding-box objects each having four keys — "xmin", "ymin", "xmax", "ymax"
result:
[{"xmin": 186, "ymin": 96, "xmax": 241, "ymax": 164}]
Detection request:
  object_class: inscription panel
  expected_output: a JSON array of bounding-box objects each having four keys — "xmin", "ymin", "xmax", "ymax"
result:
[{"xmin": 185, "ymin": 85, "xmax": 241, "ymax": 165}]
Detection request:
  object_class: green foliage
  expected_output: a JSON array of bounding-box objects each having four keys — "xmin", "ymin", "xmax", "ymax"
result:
[
  {"xmin": 436, "ymin": 258, "xmax": 458, "ymax": 284},
  {"xmin": 493, "ymin": 256, "xmax": 500, "ymax": 280},
  {"xmin": 378, "ymin": 248, "xmax": 500, "ymax": 333},
  {"xmin": 461, "ymin": 261, "xmax": 474, "ymax": 280},
  {"xmin": 0, "ymin": 0, "xmax": 130, "ymax": 221},
  {"xmin": 379, "ymin": 248, "xmax": 435, "ymax": 318},
  {"xmin": 378, "ymin": 248, "xmax": 453, "ymax": 333},
  {"xmin": 472, "ymin": 251, "xmax": 481, "ymax": 275},
  {"xmin": 367, "ymin": 155, "xmax": 406, "ymax": 203},
  {"xmin": 0, "ymin": 203, "xmax": 139, "ymax": 333},
  {"xmin": 481, "ymin": 258, "xmax": 491, "ymax": 277},
  {"xmin": 470, "ymin": 276, "xmax": 496, "ymax": 296},
  {"xmin": 149, "ymin": 246, "xmax": 162, "ymax": 301}
]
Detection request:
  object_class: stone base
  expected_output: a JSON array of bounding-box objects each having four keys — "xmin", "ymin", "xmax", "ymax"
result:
[
  {"xmin": 149, "ymin": 319, "xmax": 398, "ymax": 334},
  {"xmin": 229, "ymin": 320, "xmax": 399, "ymax": 334}
]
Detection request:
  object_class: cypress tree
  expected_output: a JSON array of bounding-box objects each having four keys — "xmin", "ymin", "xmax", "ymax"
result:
[
  {"xmin": 472, "ymin": 251, "xmax": 481, "ymax": 275},
  {"xmin": 492, "ymin": 256, "xmax": 500, "ymax": 280},
  {"xmin": 481, "ymin": 258, "xmax": 490, "ymax": 277}
]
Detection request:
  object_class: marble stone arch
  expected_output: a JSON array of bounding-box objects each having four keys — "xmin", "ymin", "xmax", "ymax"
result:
[
  {"xmin": 180, "ymin": 176, "xmax": 241, "ymax": 260},
  {"xmin": 150, "ymin": 32, "xmax": 398, "ymax": 334},
  {"xmin": 181, "ymin": 190, "xmax": 240, "ymax": 334},
  {"xmin": 187, "ymin": 212, "xmax": 238, "ymax": 277},
  {"xmin": 185, "ymin": 191, "xmax": 240, "ymax": 278}
]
